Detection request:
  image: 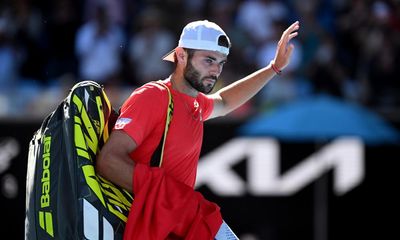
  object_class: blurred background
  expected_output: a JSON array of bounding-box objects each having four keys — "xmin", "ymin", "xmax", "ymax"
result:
[{"xmin": 0, "ymin": 0, "xmax": 400, "ymax": 239}]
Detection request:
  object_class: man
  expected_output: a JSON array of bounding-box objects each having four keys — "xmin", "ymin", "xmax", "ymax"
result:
[{"xmin": 96, "ymin": 20, "xmax": 299, "ymax": 239}]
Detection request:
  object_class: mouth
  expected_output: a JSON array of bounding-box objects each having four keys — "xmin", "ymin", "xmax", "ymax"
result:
[{"xmin": 203, "ymin": 77, "xmax": 217, "ymax": 86}]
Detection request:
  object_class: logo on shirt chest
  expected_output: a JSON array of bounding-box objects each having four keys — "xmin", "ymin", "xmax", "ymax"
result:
[
  {"xmin": 192, "ymin": 100, "xmax": 203, "ymax": 121},
  {"xmin": 181, "ymin": 99, "xmax": 203, "ymax": 122}
]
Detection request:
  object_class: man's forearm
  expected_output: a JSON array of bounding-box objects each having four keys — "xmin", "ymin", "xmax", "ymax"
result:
[
  {"xmin": 212, "ymin": 64, "xmax": 277, "ymax": 116},
  {"xmin": 96, "ymin": 151, "xmax": 135, "ymax": 193}
]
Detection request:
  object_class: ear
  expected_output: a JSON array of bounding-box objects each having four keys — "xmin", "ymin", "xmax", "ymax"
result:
[{"xmin": 175, "ymin": 47, "xmax": 187, "ymax": 66}]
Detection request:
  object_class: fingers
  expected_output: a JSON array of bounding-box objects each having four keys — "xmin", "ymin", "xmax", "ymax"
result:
[
  {"xmin": 286, "ymin": 21, "xmax": 300, "ymax": 34},
  {"xmin": 279, "ymin": 21, "xmax": 299, "ymax": 53},
  {"xmin": 274, "ymin": 22, "xmax": 299, "ymax": 70},
  {"xmin": 289, "ymin": 32, "xmax": 298, "ymax": 40},
  {"xmin": 282, "ymin": 21, "xmax": 300, "ymax": 43},
  {"xmin": 286, "ymin": 43, "xmax": 295, "ymax": 58},
  {"xmin": 290, "ymin": 21, "xmax": 300, "ymax": 30}
]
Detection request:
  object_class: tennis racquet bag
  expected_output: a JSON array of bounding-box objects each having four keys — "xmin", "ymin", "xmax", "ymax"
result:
[{"xmin": 25, "ymin": 81, "xmax": 133, "ymax": 239}]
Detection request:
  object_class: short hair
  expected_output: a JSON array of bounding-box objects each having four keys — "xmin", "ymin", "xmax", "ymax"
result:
[{"xmin": 184, "ymin": 48, "xmax": 196, "ymax": 60}]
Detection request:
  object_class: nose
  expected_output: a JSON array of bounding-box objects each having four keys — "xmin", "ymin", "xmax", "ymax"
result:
[{"xmin": 210, "ymin": 63, "xmax": 222, "ymax": 76}]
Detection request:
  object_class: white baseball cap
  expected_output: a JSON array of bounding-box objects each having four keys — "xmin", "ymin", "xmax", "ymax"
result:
[{"xmin": 162, "ymin": 20, "xmax": 231, "ymax": 62}]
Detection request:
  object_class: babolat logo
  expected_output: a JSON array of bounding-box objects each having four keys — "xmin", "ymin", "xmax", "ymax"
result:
[{"xmin": 39, "ymin": 136, "xmax": 54, "ymax": 237}]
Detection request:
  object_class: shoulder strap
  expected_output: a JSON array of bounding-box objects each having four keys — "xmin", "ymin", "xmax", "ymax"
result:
[{"xmin": 150, "ymin": 81, "xmax": 174, "ymax": 167}]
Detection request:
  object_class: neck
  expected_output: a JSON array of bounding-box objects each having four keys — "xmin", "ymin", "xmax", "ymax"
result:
[{"xmin": 169, "ymin": 72, "xmax": 199, "ymax": 97}]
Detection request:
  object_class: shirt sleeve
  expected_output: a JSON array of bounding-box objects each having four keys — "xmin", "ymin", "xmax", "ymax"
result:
[
  {"xmin": 114, "ymin": 84, "xmax": 168, "ymax": 146},
  {"xmin": 199, "ymin": 93, "xmax": 214, "ymax": 121}
]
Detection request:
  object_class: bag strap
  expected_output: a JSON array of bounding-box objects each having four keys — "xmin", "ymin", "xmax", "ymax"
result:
[{"xmin": 150, "ymin": 81, "xmax": 174, "ymax": 167}]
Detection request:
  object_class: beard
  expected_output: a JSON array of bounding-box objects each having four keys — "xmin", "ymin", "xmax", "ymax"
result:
[{"xmin": 183, "ymin": 61, "xmax": 217, "ymax": 94}]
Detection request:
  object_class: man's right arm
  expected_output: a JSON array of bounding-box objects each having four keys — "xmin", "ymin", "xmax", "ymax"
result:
[{"xmin": 96, "ymin": 130, "xmax": 137, "ymax": 192}]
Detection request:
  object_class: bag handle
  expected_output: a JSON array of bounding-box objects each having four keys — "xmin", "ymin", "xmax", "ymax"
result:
[{"xmin": 150, "ymin": 81, "xmax": 174, "ymax": 167}]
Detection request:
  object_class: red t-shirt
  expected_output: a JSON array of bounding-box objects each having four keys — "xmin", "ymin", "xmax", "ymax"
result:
[{"xmin": 114, "ymin": 79, "xmax": 214, "ymax": 187}]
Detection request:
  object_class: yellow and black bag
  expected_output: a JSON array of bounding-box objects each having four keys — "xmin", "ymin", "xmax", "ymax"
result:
[{"xmin": 25, "ymin": 81, "xmax": 133, "ymax": 239}]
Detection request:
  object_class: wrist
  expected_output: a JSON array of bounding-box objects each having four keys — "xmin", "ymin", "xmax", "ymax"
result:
[{"xmin": 270, "ymin": 61, "xmax": 282, "ymax": 75}]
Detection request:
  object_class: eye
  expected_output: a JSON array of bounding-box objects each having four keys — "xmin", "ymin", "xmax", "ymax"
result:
[{"xmin": 205, "ymin": 58, "xmax": 213, "ymax": 64}]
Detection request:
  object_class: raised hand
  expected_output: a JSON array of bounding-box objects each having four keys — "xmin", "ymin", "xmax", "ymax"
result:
[{"xmin": 272, "ymin": 21, "xmax": 300, "ymax": 71}]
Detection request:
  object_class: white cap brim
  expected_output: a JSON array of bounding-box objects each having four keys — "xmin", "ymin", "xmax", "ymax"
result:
[{"xmin": 162, "ymin": 48, "xmax": 176, "ymax": 62}]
